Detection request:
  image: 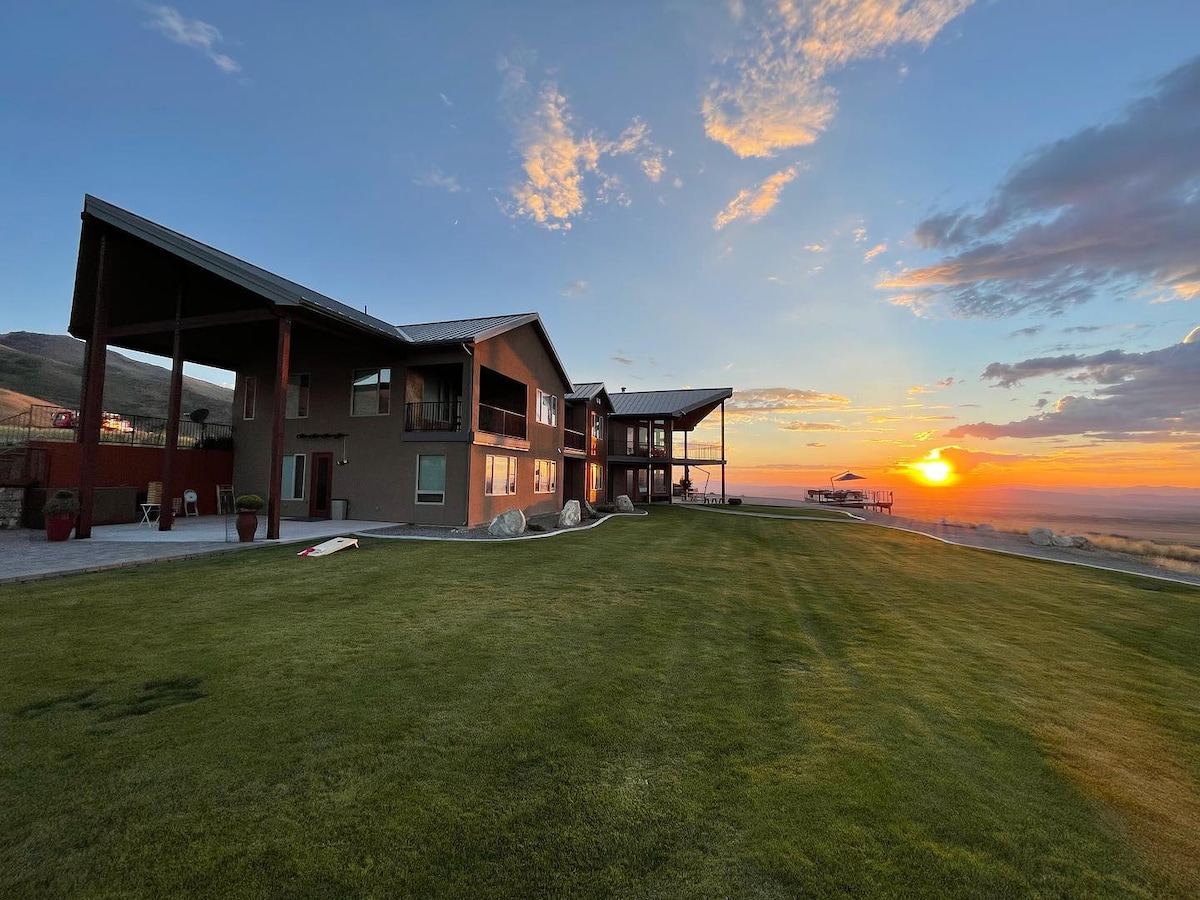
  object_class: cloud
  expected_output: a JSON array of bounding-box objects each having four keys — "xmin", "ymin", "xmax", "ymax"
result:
[
  {"xmin": 1184, "ymin": 325, "xmax": 1200, "ymax": 344},
  {"xmin": 501, "ymin": 58, "xmax": 668, "ymax": 230},
  {"xmin": 947, "ymin": 340, "xmax": 1200, "ymax": 441},
  {"xmin": 863, "ymin": 242, "xmax": 888, "ymax": 263},
  {"xmin": 713, "ymin": 165, "xmax": 799, "ymax": 230},
  {"xmin": 910, "ymin": 445, "xmax": 1026, "ymax": 474},
  {"xmin": 673, "ymin": 176, "xmax": 684, "ymax": 188},
  {"xmin": 779, "ymin": 421, "xmax": 847, "ymax": 431},
  {"xmin": 146, "ymin": 5, "xmax": 241, "ymax": 74},
  {"xmin": 560, "ymin": 280, "xmax": 588, "ymax": 298},
  {"xmin": 611, "ymin": 355, "xmax": 635, "ymax": 366},
  {"xmin": 937, "ymin": 377, "xmax": 956, "ymax": 388},
  {"xmin": 885, "ymin": 56, "xmax": 1200, "ymax": 317},
  {"xmin": 702, "ymin": 0, "xmax": 972, "ymax": 157},
  {"xmin": 438, "ymin": 92, "xmax": 454, "ymax": 107},
  {"xmin": 413, "ymin": 169, "xmax": 462, "ymax": 193},
  {"xmin": 727, "ymin": 386, "xmax": 851, "ymax": 416},
  {"xmin": 806, "ymin": 442, "xmax": 826, "ymax": 447},
  {"xmin": 804, "ymin": 242, "xmax": 828, "ymax": 252},
  {"xmin": 1007, "ymin": 326, "xmax": 1044, "ymax": 339}
]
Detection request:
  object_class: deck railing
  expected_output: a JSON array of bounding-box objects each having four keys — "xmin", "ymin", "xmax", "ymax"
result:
[
  {"xmin": 478, "ymin": 403, "xmax": 527, "ymax": 440},
  {"xmin": 564, "ymin": 428, "xmax": 586, "ymax": 451},
  {"xmin": 673, "ymin": 440, "xmax": 723, "ymax": 461},
  {"xmin": 0, "ymin": 404, "xmax": 232, "ymax": 450},
  {"xmin": 405, "ymin": 400, "xmax": 462, "ymax": 432}
]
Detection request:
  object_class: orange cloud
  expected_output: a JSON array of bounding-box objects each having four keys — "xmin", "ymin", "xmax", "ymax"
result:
[{"xmin": 713, "ymin": 166, "xmax": 800, "ymax": 230}]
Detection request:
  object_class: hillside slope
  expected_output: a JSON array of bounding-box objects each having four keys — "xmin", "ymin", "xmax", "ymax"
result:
[{"xmin": 0, "ymin": 332, "xmax": 233, "ymax": 421}]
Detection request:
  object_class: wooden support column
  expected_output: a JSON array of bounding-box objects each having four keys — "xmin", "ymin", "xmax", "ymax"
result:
[
  {"xmin": 158, "ymin": 280, "xmax": 185, "ymax": 531},
  {"xmin": 683, "ymin": 430, "xmax": 689, "ymax": 495},
  {"xmin": 76, "ymin": 233, "xmax": 109, "ymax": 539},
  {"xmin": 266, "ymin": 316, "xmax": 292, "ymax": 540},
  {"xmin": 720, "ymin": 400, "xmax": 726, "ymax": 503}
]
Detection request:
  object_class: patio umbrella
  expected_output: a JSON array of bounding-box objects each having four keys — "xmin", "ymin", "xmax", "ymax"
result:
[{"xmin": 830, "ymin": 471, "xmax": 867, "ymax": 489}]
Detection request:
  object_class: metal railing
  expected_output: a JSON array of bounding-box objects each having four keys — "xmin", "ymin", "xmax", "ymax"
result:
[
  {"xmin": 564, "ymin": 428, "xmax": 586, "ymax": 451},
  {"xmin": 673, "ymin": 440, "xmax": 724, "ymax": 461},
  {"xmin": 0, "ymin": 404, "xmax": 232, "ymax": 450},
  {"xmin": 478, "ymin": 403, "xmax": 527, "ymax": 439},
  {"xmin": 405, "ymin": 400, "xmax": 462, "ymax": 432}
]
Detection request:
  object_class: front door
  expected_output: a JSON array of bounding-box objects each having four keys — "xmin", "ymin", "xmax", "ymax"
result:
[{"xmin": 309, "ymin": 452, "xmax": 333, "ymax": 519}]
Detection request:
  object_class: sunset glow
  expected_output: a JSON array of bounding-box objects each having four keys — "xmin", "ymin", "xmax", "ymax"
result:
[{"xmin": 913, "ymin": 459, "xmax": 952, "ymax": 486}]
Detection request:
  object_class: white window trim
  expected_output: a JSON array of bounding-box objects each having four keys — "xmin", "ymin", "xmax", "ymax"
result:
[
  {"xmin": 282, "ymin": 453, "xmax": 307, "ymax": 501},
  {"xmin": 243, "ymin": 376, "xmax": 256, "ymax": 420},
  {"xmin": 351, "ymin": 366, "xmax": 392, "ymax": 417},
  {"xmin": 485, "ymin": 454, "xmax": 518, "ymax": 496},
  {"xmin": 535, "ymin": 389, "xmax": 558, "ymax": 427},
  {"xmin": 534, "ymin": 459, "xmax": 557, "ymax": 494},
  {"xmin": 415, "ymin": 454, "xmax": 446, "ymax": 505}
]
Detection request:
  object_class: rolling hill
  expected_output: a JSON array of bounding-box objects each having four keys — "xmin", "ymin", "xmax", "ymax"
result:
[{"xmin": 0, "ymin": 332, "xmax": 233, "ymax": 422}]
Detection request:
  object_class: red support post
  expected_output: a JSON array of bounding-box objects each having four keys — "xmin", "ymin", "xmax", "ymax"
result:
[
  {"xmin": 159, "ymin": 280, "xmax": 185, "ymax": 531},
  {"xmin": 267, "ymin": 316, "xmax": 292, "ymax": 540},
  {"xmin": 720, "ymin": 400, "xmax": 726, "ymax": 503},
  {"xmin": 76, "ymin": 232, "xmax": 109, "ymax": 539}
]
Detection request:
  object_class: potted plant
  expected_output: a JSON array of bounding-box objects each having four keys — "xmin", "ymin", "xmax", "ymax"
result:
[
  {"xmin": 234, "ymin": 494, "xmax": 264, "ymax": 543},
  {"xmin": 43, "ymin": 489, "xmax": 80, "ymax": 542}
]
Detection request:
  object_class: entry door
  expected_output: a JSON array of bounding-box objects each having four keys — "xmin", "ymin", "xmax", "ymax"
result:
[{"xmin": 310, "ymin": 452, "xmax": 333, "ymax": 519}]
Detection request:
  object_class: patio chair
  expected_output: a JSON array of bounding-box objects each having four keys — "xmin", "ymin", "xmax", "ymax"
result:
[
  {"xmin": 182, "ymin": 489, "xmax": 199, "ymax": 517},
  {"xmin": 216, "ymin": 484, "xmax": 234, "ymax": 515},
  {"xmin": 141, "ymin": 481, "xmax": 162, "ymax": 526}
]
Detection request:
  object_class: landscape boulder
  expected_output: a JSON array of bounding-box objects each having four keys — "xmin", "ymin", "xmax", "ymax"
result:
[
  {"xmin": 615, "ymin": 494, "xmax": 635, "ymax": 513},
  {"xmin": 1028, "ymin": 527, "xmax": 1054, "ymax": 547},
  {"xmin": 975, "ymin": 523, "xmax": 995, "ymax": 534},
  {"xmin": 1068, "ymin": 535, "xmax": 1093, "ymax": 550},
  {"xmin": 582, "ymin": 499, "xmax": 600, "ymax": 520},
  {"xmin": 488, "ymin": 508, "xmax": 527, "ymax": 537},
  {"xmin": 1050, "ymin": 534, "xmax": 1075, "ymax": 548},
  {"xmin": 558, "ymin": 500, "xmax": 582, "ymax": 528}
]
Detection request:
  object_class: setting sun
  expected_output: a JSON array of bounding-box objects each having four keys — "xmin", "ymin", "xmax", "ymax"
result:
[{"xmin": 913, "ymin": 459, "xmax": 953, "ymax": 485}]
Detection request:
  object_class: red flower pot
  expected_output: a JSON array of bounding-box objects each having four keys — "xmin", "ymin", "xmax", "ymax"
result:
[
  {"xmin": 235, "ymin": 510, "xmax": 258, "ymax": 543},
  {"xmin": 46, "ymin": 514, "xmax": 75, "ymax": 542}
]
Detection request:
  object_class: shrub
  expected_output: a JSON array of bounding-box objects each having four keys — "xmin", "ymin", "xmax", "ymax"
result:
[
  {"xmin": 42, "ymin": 489, "xmax": 80, "ymax": 517},
  {"xmin": 527, "ymin": 523, "xmax": 546, "ymax": 532},
  {"xmin": 594, "ymin": 502, "xmax": 616, "ymax": 514},
  {"xmin": 235, "ymin": 494, "xmax": 264, "ymax": 511}
]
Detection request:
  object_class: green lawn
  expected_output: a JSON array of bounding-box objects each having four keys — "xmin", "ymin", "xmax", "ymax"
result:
[
  {"xmin": 2, "ymin": 507, "xmax": 1197, "ymax": 898},
  {"xmin": 711, "ymin": 503, "xmax": 858, "ymax": 519}
]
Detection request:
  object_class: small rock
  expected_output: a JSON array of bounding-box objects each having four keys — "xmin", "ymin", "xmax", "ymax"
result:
[
  {"xmin": 1029, "ymin": 527, "xmax": 1053, "ymax": 547},
  {"xmin": 975, "ymin": 523, "xmax": 995, "ymax": 534},
  {"xmin": 615, "ymin": 494, "xmax": 635, "ymax": 513},
  {"xmin": 1050, "ymin": 534, "xmax": 1074, "ymax": 548},
  {"xmin": 1068, "ymin": 535, "xmax": 1093, "ymax": 550},
  {"xmin": 582, "ymin": 499, "xmax": 600, "ymax": 519},
  {"xmin": 488, "ymin": 508, "xmax": 527, "ymax": 536},
  {"xmin": 558, "ymin": 500, "xmax": 582, "ymax": 528}
]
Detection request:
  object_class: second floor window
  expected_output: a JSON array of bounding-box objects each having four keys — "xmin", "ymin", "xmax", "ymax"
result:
[
  {"xmin": 352, "ymin": 367, "xmax": 391, "ymax": 416},
  {"xmin": 590, "ymin": 412, "xmax": 603, "ymax": 439},
  {"xmin": 286, "ymin": 374, "xmax": 310, "ymax": 419},
  {"xmin": 536, "ymin": 389, "xmax": 558, "ymax": 426}
]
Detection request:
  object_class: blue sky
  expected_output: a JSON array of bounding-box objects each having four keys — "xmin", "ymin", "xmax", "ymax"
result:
[{"xmin": 2, "ymin": 1, "xmax": 1198, "ymax": 489}]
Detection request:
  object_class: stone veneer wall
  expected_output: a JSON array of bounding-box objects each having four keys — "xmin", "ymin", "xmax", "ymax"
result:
[{"xmin": 0, "ymin": 486, "xmax": 24, "ymax": 529}]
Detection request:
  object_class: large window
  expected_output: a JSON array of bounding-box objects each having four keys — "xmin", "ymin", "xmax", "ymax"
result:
[
  {"xmin": 534, "ymin": 459, "xmax": 557, "ymax": 493},
  {"xmin": 535, "ymin": 389, "xmax": 558, "ymax": 426},
  {"xmin": 485, "ymin": 455, "xmax": 517, "ymax": 496},
  {"xmin": 590, "ymin": 412, "xmax": 603, "ymax": 439},
  {"xmin": 416, "ymin": 454, "xmax": 445, "ymax": 505},
  {"xmin": 588, "ymin": 462, "xmax": 602, "ymax": 493},
  {"xmin": 242, "ymin": 376, "xmax": 256, "ymax": 420},
  {"xmin": 286, "ymin": 374, "xmax": 310, "ymax": 419},
  {"xmin": 637, "ymin": 468, "xmax": 648, "ymax": 494},
  {"xmin": 352, "ymin": 367, "xmax": 391, "ymax": 416},
  {"xmin": 282, "ymin": 454, "xmax": 307, "ymax": 500}
]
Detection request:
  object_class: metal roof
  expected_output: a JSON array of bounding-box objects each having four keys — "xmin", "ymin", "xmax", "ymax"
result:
[
  {"xmin": 83, "ymin": 195, "xmax": 406, "ymax": 344},
  {"xmin": 398, "ymin": 314, "xmax": 538, "ymax": 344},
  {"xmin": 566, "ymin": 382, "xmax": 605, "ymax": 400},
  {"xmin": 609, "ymin": 387, "xmax": 733, "ymax": 418}
]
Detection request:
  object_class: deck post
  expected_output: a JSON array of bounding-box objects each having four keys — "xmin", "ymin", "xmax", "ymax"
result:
[
  {"xmin": 158, "ymin": 279, "xmax": 185, "ymax": 531},
  {"xmin": 76, "ymin": 232, "xmax": 109, "ymax": 539},
  {"xmin": 720, "ymin": 400, "xmax": 726, "ymax": 503},
  {"xmin": 683, "ymin": 430, "xmax": 689, "ymax": 496},
  {"xmin": 266, "ymin": 315, "xmax": 292, "ymax": 540}
]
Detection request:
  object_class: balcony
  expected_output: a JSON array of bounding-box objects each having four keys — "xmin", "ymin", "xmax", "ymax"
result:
[
  {"xmin": 405, "ymin": 400, "xmax": 462, "ymax": 432},
  {"xmin": 564, "ymin": 428, "xmax": 586, "ymax": 452},
  {"xmin": 479, "ymin": 403, "xmax": 527, "ymax": 440},
  {"xmin": 674, "ymin": 440, "xmax": 723, "ymax": 461}
]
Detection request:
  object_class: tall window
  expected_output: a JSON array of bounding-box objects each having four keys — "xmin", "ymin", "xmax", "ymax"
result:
[
  {"xmin": 416, "ymin": 455, "xmax": 445, "ymax": 504},
  {"xmin": 590, "ymin": 412, "xmax": 603, "ymax": 439},
  {"xmin": 535, "ymin": 389, "xmax": 558, "ymax": 426},
  {"xmin": 588, "ymin": 463, "xmax": 602, "ymax": 493},
  {"xmin": 485, "ymin": 455, "xmax": 517, "ymax": 495},
  {"xmin": 282, "ymin": 454, "xmax": 306, "ymax": 500},
  {"xmin": 286, "ymin": 374, "xmax": 310, "ymax": 419},
  {"xmin": 242, "ymin": 376, "xmax": 257, "ymax": 420},
  {"xmin": 352, "ymin": 367, "xmax": 391, "ymax": 416},
  {"xmin": 637, "ymin": 468, "xmax": 648, "ymax": 494},
  {"xmin": 534, "ymin": 459, "xmax": 557, "ymax": 493}
]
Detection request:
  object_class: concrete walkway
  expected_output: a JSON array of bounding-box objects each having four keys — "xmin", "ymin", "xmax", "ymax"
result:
[{"xmin": 0, "ymin": 516, "xmax": 399, "ymax": 584}]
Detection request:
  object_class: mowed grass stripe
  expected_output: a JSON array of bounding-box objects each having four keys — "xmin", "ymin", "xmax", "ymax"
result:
[{"xmin": 1, "ymin": 508, "xmax": 1196, "ymax": 898}]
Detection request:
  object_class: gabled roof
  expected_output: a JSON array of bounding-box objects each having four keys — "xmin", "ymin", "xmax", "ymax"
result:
[
  {"xmin": 399, "ymin": 314, "xmax": 538, "ymax": 344},
  {"xmin": 609, "ymin": 387, "xmax": 733, "ymax": 418},
  {"xmin": 566, "ymin": 382, "xmax": 605, "ymax": 401},
  {"xmin": 83, "ymin": 195, "xmax": 405, "ymax": 344}
]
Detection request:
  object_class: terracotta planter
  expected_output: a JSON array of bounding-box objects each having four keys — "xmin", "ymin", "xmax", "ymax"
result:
[
  {"xmin": 235, "ymin": 510, "xmax": 258, "ymax": 543},
  {"xmin": 45, "ymin": 514, "xmax": 75, "ymax": 542}
]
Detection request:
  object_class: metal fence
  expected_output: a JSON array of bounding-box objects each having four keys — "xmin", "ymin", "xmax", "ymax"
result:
[
  {"xmin": 0, "ymin": 405, "xmax": 232, "ymax": 450},
  {"xmin": 404, "ymin": 400, "xmax": 462, "ymax": 432},
  {"xmin": 478, "ymin": 403, "xmax": 527, "ymax": 440}
]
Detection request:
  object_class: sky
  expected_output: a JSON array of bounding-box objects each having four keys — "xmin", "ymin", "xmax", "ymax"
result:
[{"xmin": 2, "ymin": 0, "xmax": 1199, "ymax": 493}]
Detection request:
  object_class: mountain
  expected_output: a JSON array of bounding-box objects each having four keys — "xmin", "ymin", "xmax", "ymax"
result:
[{"xmin": 0, "ymin": 332, "xmax": 233, "ymax": 422}]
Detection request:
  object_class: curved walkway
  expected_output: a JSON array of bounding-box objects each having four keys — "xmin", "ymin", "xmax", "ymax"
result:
[{"xmin": 684, "ymin": 503, "xmax": 1200, "ymax": 588}]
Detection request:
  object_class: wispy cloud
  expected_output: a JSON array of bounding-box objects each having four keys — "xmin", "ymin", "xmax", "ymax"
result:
[
  {"xmin": 804, "ymin": 242, "xmax": 828, "ymax": 252},
  {"xmin": 146, "ymin": 5, "xmax": 241, "ymax": 74},
  {"xmin": 1007, "ymin": 325, "xmax": 1044, "ymax": 339},
  {"xmin": 413, "ymin": 169, "xmax": 462, "ymax": 193},
  {"xmin": 863, "ymin": 242, "xmax": 888, "ymax": 263},
  {"xmin": 713, "ymin": 165, "xmax": 799, "ymax": 230},
  {"xmin": 611, "ymin": 355, "xmax": 635, "ymax": 366},
  {"xmin": 560, "ymin": 280, "xmax": 588, "ymax": 297},
  {"xmin": 500, "ymin": 57, "xmax": 667, "ymax": 230},
  {"xmin": 779, "ymin": 421, "xmax": 847, "ymax": 431},
  {"xmin": 884, "ymin": 56, "xmax": 1200, "ymax": 317},
  {"xmin": 438, "ymin": 92, "xmax": 454, "ymax": 107},
  {"xmin": 703, "ymin": 0, "xmax": 972, "ymax": 157}
]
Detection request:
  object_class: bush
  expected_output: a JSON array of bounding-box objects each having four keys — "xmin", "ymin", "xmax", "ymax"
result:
[
  {"xmin": 42, "ymin": 489, "xmax": 80, "ymax": 517},
  {"xmin": 594, "ymin": 502, "xmax": 616, "ymax": 514},
  {"xmin": 235, "ymin": 494, "xmax": 264, "ymax": 511},
  {"xmin": 527, "ymin": 523, "xmax": 546, "ymax": 532}
]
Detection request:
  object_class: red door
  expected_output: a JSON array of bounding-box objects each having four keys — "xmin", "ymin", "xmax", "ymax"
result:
[{"xmin": 309, "ymin": 452, "xmax": 333, "ymax": 519}]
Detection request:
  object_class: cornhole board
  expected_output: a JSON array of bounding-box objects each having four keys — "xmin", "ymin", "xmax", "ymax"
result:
[{"xmin": 298, "ymin": 537, "xmax": 359, "ymax": 557}]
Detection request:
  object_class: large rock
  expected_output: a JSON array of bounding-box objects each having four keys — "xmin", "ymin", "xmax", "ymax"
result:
[
  {"xmin": 1028, "ymin": 527, "xmax": 1053, "ymax": 547},
  {"xmin": 582, "ymin": 499, "xmax": 600, "ymax": 520},
  {"xmin": 488, "ymin": 508, "xmax": 526, "ymax": 537},
  {"xmin": 558, "ymin": 500, "xmax": 582, "ymax": 528},
  {"xmin": 1050, "ymin": 534, "xmax": 1075, "ymax": 548},
  {"xmin": 1068, "ymin": 535, "xmax": 1093, "ymax": 550},
  {"xmin": 615, "ymin": 494, "xmax": 635, "ymax": 513}
]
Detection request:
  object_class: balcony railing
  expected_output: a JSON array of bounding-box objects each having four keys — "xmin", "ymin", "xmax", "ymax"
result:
[
  {"xmin": 478, "ymin": 403, "xmax": 527, "ymax": 440},
  {"xmin": 0, "ymin": 404, "xmax": 232, "ymax": 450},
  {"xmin": 405, "ymin": 400, "xmax": 462, "ymax": 432},
  {"xmin": 674, "ymin": 440, "xmax": 723, "ymax": 461},
  {"xmin": 615, "ymin": 443, "xmax": 669, "ymax": 458},
  {"xmin": 564, "ymin": 428, "xmax": 586, "ymax": 451}
]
